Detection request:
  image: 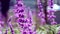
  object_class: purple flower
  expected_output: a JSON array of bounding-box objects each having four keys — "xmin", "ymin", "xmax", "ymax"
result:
[
  {"xmin": 23, "ymin": 32, "xmax": 27, "ymax": 34},
  {"xmin": 19, "ymin": 9, "xmax": 24, "ymax": 13},
  {"xmin": 29, "ymin": 32, "xmax": 33, "ymax": 34},
  {"xmin": 48, "ymin": 0, "xmax": 54, "ymax": 8},
  {"xmin": 18, "ymin": 19, "xmax": 27, "ymax": 23},
  {"xmin": 17, "ymin": 3, "xmax": 22, "ymax": 7},
  {"xmin": 51, "ymin": 21, "xmax": 57, "ymax": 25},
  {"xmin": 19, "ymin": 14, "xmax": 25, "ymax": 18}
]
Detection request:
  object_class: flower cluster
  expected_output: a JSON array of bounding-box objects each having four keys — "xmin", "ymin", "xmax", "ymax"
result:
[
  {"xmin": 14, "ymin": 0, "xmax": 36, "ymax": 34},
  {"xmin": 47, "ymin": 0, "xmax": 57, "ymax": 25}
]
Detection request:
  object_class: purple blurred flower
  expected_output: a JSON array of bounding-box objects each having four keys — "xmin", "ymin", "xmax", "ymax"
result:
[
  {"xmin": 47, "ymin": 0, "xmax": 57, "ymax": 25},
  {"xmin": 14, "ymin": 0, "xmax": 36, "ymax": 34},
  {"xmin": 37, "ymin": 0, "xmax": 46, "ymax": 25}
]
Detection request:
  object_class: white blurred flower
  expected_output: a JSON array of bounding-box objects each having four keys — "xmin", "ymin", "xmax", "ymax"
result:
[
  {"xmin": 47, "ymin": 4, "xmax": 60, "ymax": 11},
  {"xmin": 53, "ymin": 4, "xmax": 60, "ymax": 11}
]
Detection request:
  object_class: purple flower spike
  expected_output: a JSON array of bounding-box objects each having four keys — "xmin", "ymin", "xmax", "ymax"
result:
[
  {"xmin": 47, "ymin": 0, "xmax": 57, "ymax": 25},
  {"xmin": 37, "ymin": 0, "xmax": 46, "ymax": 25},
  {"xmin": 14, "ymin": 0, "xmax": 36, "ymax": 34}
]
